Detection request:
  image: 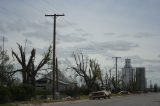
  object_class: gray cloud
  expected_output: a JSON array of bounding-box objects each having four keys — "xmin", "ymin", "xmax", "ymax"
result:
[
  {"xmin": 0, "ymin": 17, "xmax": 88, "ymax": 43},
  {"xmin": 77, "ymin": 40, "xmax": 139, "ymax": 54},
  {"xmin": 57, "ymin": 20, "xmax": 76, "ymax": 28},
  {"xmin": 123, "ymin": 55, "xmax": 160, "ymax": 65},
  {"xmin": 23, "ymin": 30, "xmax": 51, "ymax": 41},
  {"xmin": 57, "ymin": 47, "xmax": 74, "ymax": 58},
  {"xmin": 0, "ymin": 19, "xmax": 51, "ymax": 34},
  {"xmin": 133, "ymin": 32, "xmax": 155, "ymax": 38},
  {"xmin": 118, "ymin": 33, "xmax": 130, "ymax": 38},
  {"xmin": 106, "ymin": 41, "xmax": 139, "ymax": 51},
  {"xmin": 104, "ymin": 32, "xmax": 116, "ymax": 36},
  {"xmin": 74, "ymin": 28, "xmax": 91, "ymax": 36},
  {"xmin": 24, "ymin": 29, "xmax": 87, "ymax": 43},
  {"xmin": 0, "ymin": 19, "xmax": 30, "ymax": 33},
  {"xmin": 118, "ymin": 32, "xmax": 157, "ymax": 38},
  {"xmin": 35, "ymin": 47, "xmax": 49, "ymax": 55},
  {"xmin": 58, "ymin": 33, "xmax": 87, "ymax": 43},
  {"xmin": 81, "ymin": 33, "xmax": 91, "ymax": 36},
  {"xmin": 22, "ymin": 20, "xmax": 55, "ymax": 41},
  {"xmin": 146, "ymin": 65, "xmax": 160, "ymax": 73},
  {"xmin": 144, "ymin": 59, "xmax": 160, "ymax": 64},
  {"xmin": 20, "ymin": 19, "xmax": 88, "ymax": 43},
  {"xmin": 158, "ymin": 54, "xmax": 160, "ymax": 58},
  {"xmin": 75, "ymin": 28, "xmax": 84, "ymax": 32},
  {"xmin": 0, "ymin": 17, "xmax": 75, "ymax": 33}
]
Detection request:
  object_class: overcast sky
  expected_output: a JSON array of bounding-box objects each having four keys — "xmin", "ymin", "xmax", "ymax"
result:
[{"xmin": 0, "ymin": 0, "xmax": 160, "ymax": 86}]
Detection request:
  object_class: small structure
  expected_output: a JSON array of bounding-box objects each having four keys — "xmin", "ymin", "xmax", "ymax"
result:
[{"xmin": 35, "ymin": 70, "xmax": 76, "ymax": 92}]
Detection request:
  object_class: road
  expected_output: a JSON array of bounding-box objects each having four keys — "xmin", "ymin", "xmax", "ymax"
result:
[{"xmin": 50, "ymin": 93, "xmax": 160, "ymax": 106}]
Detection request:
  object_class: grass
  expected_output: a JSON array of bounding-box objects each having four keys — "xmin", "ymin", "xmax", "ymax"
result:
[
  {"xmin": 0, "ymin": 95, "xmax": 89, "ymax": 106},
  {"xmin": 1, "ymin": 94, "xmax": 129, "ymax": 106},
  {"xmin": 79, "ymin": 95, "xmax": 89, "ymax": 100},
  {"xmin": 111, "ymin": 93, "xmax": 130, "ymax": 97},
  {"xmin": 0, "ymin": 104, "xmax": 17, "ymax": 106},
  {"xmin": 1, "ymin": 94, "xmax": 127, "ymax": 106}
]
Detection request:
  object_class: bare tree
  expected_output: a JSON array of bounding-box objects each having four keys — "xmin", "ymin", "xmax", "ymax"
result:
[
  {"xmin": 12, "ymin": 43, "xmax": 51, "ymax": 86},
  {"xmin": 71, "ymin": 51, "xmax": 103, "ymax": 91},
  {"xmin": 0, "ymin": 46, "xmax": 15, "ymax": 86}
]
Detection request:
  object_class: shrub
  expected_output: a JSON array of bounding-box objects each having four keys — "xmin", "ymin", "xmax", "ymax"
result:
[
  {"xmin": 0, "ymin": 86, "xmax": 11, "ymax": 103},
  {"xmin": 35, "ymin": 89, "xmax": 50, "ymax": 99},
  {"xmin": 35, "ymin": 89, "xmax": 50, "ymax": 95},
  {"xmin": 60, "ymin": 86, "xmax": 77, "ymax": 97},
  {"xmin": 61, "ymin": 86, "xmax": 89, "ymax": 97},
  {"xmin": 10, "ymin": 84, "xmax": 35, "ymax": 101},
  {"xmin": 77, "ymin": 87, "xmax": 89, "ymax": 95}
]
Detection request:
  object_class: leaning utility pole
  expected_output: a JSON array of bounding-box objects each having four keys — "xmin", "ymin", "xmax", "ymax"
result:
[
  {"xmin": 45, "ymin": 14, "xmax": 65, "ymax": 99},
  {"xmin": 112, "ymin": 57, "xmax": 121, "ymax": 92}
]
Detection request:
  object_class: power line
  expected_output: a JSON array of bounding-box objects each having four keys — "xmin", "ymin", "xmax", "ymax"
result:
[{"xmin": 41, "ymin": 0, "xmax": 90, "ymax": 36}]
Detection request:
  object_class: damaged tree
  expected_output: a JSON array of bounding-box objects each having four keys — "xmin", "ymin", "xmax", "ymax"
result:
[
  {"xmin": 71, "ymin": 51, "xmax": 103, "ymax": 92},
  {"xmin": 12, "ymin": 43, "xmax": 51, "ymax": 86},
  {"xmin": 0, "ymin": 47, "xmax": 15, "ymax": 86}
]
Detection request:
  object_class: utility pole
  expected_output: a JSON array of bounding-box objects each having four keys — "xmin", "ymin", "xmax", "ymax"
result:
[
  {"xmin": 2, "ymin": 36, "xmax": 4, "ymax": 64},
  {"xmin": 2, "ymin": 36, "xmax": 4, "ymax": 54},
  {"xmin": 45, "ymin": 14, "xmax": 65, "ymax": 99},
  {"xmin": 1, "ymin": 36, "xmax": 4, "ymax": 86},
  {"xmin": 109, "ymin": 69, "xmax": 111, "ymax": 79},
  {"xmin": 56, "ymin": 57, "xmax": 59, "ymax": 92},
  {"xmin": 150, "ymin": 80, "xmax": 152, "ymax": 92},
  {"xmin": 112, "ymin": 57, "xmax": 121, "ymax": 92}
]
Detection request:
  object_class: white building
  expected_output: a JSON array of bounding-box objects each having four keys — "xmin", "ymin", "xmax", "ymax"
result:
[
  {"xmin": 122, "ymin": 59, "xmax": 134, "ymax": 88},
  {"xmin": 122, "ymin": 59, "xmax": 146, "ymax": 91}
]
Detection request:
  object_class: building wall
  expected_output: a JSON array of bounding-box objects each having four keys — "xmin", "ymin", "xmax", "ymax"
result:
[
  {"xmin": 136, "ymin": 67, "xmax": 146, "ymax": 91},
  {"xmin": 122, "ymin": 67, "xmax": 134, "ymax": 86},
  {"xmin": 35, "ymin": 79, "xmax": 70, "ymax": 92},
  {"xmin": 125, "ymin": 59, "xmax": 131, "ymax": 68},
  {"xmin": 122, "ymin": 59, "xmax": 146, "ymax": 92},
  {"xmin": 35, "ymin": 70, "xmax": 75, "ymax": 92}
]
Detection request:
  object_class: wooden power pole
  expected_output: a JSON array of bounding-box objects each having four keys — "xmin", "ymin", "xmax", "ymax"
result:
[
  {"xmin": 45, "ymin": 14, "xmax": 65, "ymax": 99},
  {"xmin": 2, "ymin": 36, "xmax": 4, "ymax": 66},
  {"xmin": 56, "ymin": 57, "xmax": 59, "ymax": 92},
  {"xmin": 112, "ymin": 57, "xmax": 121, "ymax": 92}
]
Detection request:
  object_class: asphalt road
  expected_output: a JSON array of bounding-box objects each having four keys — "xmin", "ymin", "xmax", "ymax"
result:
[{"xmin": 51, "ymin": 93, "xmax": 160, "ymax": 106}]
